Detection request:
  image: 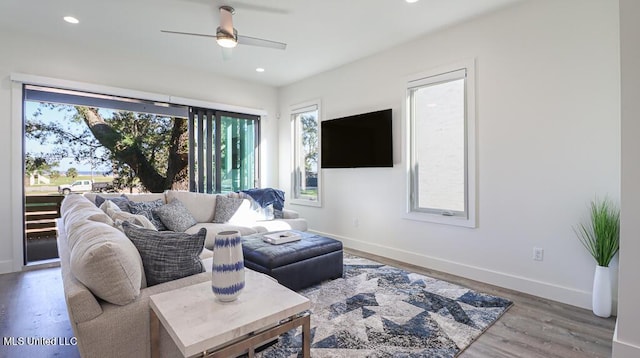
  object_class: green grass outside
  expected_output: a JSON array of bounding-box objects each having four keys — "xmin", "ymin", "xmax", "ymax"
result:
[
  {"xmin": 26, "ymin": 175, "xmax": 114, "ymax": 195},
  {"xmin": 32, "ymin": 175, "xmax": 113, "ymax": 186}
]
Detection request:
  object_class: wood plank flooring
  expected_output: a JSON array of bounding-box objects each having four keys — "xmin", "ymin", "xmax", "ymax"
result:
[
  {"xmin": 0, "ymin": 265, "xmax": 80, "ymax": 358},
  {"xmin": 0, "ymin": 251, "xmax": 615, "ymax": 358}
]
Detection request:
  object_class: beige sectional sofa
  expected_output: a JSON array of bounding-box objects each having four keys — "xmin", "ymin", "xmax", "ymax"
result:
[
  {"xmin": 58, "ymin": 190, "xmax": 307, "ymax": 357},
  {"xmin": 83, "ymin": 190, "xmax": 307, "ymax": 250}
]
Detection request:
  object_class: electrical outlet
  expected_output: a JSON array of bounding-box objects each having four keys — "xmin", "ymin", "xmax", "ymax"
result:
[{"xmin": 533, "ymin": 247, "xmax": 544, "ymax": 261}]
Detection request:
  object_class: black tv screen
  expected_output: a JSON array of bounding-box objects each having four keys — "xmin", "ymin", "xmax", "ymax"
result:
[{"xmin": 321, "ymin": 109, "xmax": 393, "ymax": 168}]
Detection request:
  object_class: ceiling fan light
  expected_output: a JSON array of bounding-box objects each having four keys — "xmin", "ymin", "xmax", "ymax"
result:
[
  {"xmin": 216, "ymin": 27, "xmax": 238, "ymax": 48},
  {"xmin": 217, "ymin": 37, "xmax": 237, "ymax": 48}
]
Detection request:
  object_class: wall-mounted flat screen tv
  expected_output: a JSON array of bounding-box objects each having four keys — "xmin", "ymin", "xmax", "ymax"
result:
[{"xmin": 321, "ymin": 109, "xmax": 393, "ymax": 168}]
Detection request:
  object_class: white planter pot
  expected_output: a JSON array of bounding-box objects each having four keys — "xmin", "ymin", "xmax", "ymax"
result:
[
  {"xmin": 592, "ymin": 265, "xmax": 612, "ymax": 318},
  {"xmin": 211, "ymin": 230, "xmax": 245, "ymax": 302}
]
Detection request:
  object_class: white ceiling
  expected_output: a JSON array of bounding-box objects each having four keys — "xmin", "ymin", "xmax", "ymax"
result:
[{"xmin": 0, "ymin": 0, "xmax": 523, "ymax": 87}]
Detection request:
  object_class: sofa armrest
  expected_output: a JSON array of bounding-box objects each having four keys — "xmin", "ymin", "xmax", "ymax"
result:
[
  {"xmin": 61, "ymin": 267, "xmax": 104, "ymax": 323},
  {"xmin": 57, "ymin": 219, "xmax": 103, "ymax": 323},
  {"xmin": 74, "ymin": 272, "xmax": 211, "ymax": 358},
  {"xmin": 282, "ymin": 209, "xmax": 299, "ymax": 219}
]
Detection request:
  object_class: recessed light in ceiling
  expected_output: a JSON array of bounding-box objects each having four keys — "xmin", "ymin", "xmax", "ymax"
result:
[
  {"xmin": 406, "ymin": 0, "xmax": 419, "ymax": 3},
  {"xmin": 256, "ymin": 68, "xmax": 265, "ymax": 73},
  {"xmin": 63, "ymin": 16, "xmax": 79, "ymax": 24}
]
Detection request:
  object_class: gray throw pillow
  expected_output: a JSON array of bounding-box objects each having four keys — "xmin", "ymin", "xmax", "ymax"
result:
[
  {"xmin": 212, "ymin": 195, "xmax": 244, "ymax": 223},
  {"xmin": 122, "ymin": 222, "xmax": 206, "ymax": 286},
  {"xmin": 129, "ymin": 199, "xmax": 167, "ymax": 230},
  {"xmin": 95, "ymin": 194, "xmax": 131, "ymax": 212},
  {"xmin": 153, "ymin": 199, "xmax": 198, "ymax": 232}
]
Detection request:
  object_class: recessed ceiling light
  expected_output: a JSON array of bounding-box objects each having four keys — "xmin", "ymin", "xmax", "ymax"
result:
[
  {"xmin": 63, "ymin": 16, "xmax": 79, "ymax": 24},
  {"xmin": 256, "ymin": 68, "xmax": 265, "ymax": 73},
  {"xmin": 406, "ymin": 0, "xmax": 419, "ymax": 3}
]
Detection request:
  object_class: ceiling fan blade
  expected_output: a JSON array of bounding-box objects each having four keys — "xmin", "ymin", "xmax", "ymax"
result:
[
  {"xmin": 161, "ymin": 30, "xmax": 216, "ymax": 39},
  {"xmin": 229, "ymin": 2, "xmax": 289, "ymax": 15},
  {"xmin": 237, "ymin": 35, "xmax": 286, "ymax": 50}
]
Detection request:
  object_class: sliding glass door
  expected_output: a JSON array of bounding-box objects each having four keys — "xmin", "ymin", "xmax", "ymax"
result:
[
  {"xmin": 220, "ymin": 114, "xmax": 258, "ymax": 192},
  {"xmin": 189, "ymin": 109, "xmax": 260, "ymax": 193}
]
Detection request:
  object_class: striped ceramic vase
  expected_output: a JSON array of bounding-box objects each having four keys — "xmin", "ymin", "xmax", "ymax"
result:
[{"xmin": 211, "ymin": 230, "xmax": 245, "ymax": 302}]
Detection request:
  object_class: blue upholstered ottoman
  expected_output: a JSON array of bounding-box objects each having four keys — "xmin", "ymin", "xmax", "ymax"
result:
[{"xmin": 241, "ymin": 231, "xmax": 343, "ymax": 291}]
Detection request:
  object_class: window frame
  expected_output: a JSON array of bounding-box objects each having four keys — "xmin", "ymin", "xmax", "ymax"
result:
[
  {"xmin": 405, "ymin": 60, "xmax": 477, "ymax": 228},
  {"xmin": 290, "ymin": 100, "xmax": 322, "ymax": 207}
]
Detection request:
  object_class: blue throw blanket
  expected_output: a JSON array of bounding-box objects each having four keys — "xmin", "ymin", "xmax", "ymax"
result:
[{"xmin": 240, "ymin": 188, "xmax": 285, "ymax": 211}]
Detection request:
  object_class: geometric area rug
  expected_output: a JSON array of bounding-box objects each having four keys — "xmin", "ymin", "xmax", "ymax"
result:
[{"xmin": 257, "ymin": 254, "xmax": 513, "ymax": 357}]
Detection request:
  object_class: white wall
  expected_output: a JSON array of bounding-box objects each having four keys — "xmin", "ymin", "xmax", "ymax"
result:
[
  {"xmin": 0, "ymin": 31, "xmax": 279, "ymax": 273},
  {"xmin": 278, "ymin": 0, "xmax": 620, "ymax": 309},
  {"xmin": 614, "ymin": 0, "xmax": 640, "ymax": 356}
]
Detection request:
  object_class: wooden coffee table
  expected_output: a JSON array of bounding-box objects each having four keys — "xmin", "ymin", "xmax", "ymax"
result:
[{"xmin": 149, "ymin": 269, "xmax": 311, "ymax": 358}]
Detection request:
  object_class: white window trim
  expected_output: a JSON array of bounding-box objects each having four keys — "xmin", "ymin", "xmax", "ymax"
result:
[
  {"xmin": 10, "ymin": 73, "xmax": 268, "ymax": 117},
  {"xmin": 403, "ymin": 59, "xmax": 477, "ymax": 228},
  {"xmin": 290, "ymin": 99, "xmax": 322, "ymax": 207}
]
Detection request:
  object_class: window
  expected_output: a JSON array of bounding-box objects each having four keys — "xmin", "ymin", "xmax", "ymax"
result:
[
  {"xmin": 291, "ymin": 101, "xmax": 320, "ymax": 206},
  {"xmin": 407, "ymin": 61, "xmax": 476, "ymax": 227},
  {"xmin": 22, "ymin": 85, "xmax": 191, "ymax": 264}
]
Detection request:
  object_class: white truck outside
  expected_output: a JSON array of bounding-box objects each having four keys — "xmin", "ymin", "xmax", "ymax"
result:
[{"xmin": 58, "ymin": 180, "xmax": 114, "ymax": 195}]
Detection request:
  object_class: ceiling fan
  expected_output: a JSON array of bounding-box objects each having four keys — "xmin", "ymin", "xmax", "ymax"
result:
[{"xmin": 161, "ymin": 5, "xmax": 287, "ymax": 52}]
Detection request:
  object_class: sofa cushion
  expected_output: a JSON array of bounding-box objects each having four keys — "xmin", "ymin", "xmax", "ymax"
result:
[
  {"xmin": 153, "ymin": 199, "xmax": 197, "ymax": 232},
  {"xmin": 165, "ymin": 190, "xmax": 217, "ymax": 223},
  {"xmin": 125, "ymin": 193, "xmax": 166, "ymax": 203},
  {"xmin": 87, "ymin": 212, "xmax": 114, "ymax": 226},
  {"xmin": 129, "ymin": 199, "xmax": 167, "ymax": 230},
  {"xmin": 62, "ymin": 194, "xmax": 106, "ymax": 230},
  {"xmin": 123, "ymin": 222, "xmax": 206, "ymax": 286},
  {"xmin": 68, "ymin": 220, "xmax": 144, "ymax": 305}
]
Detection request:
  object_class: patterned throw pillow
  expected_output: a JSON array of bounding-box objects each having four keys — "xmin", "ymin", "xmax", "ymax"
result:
[
  {"xmin": 153, "ymin": 199, "xmax": 198, "ymax": 232},
  {"xmin": 108, "ymin": 210, "xmax": 158, "ymax": 231},
  {"xmin": 212, "ymin": 195, "xmax": 244, "ymax": 223},
  {"xmin": 95, "ymin": 194, "xmax": 131, "ymax": 212},
  {"xmin": 122, "ymin": 222, "xmax": 206, "ymax": 286},
  {"xmin": 128, "ymin": 199, "xmax": 167, "ymax": 230},
  {"xmin": 99, "ymin": 199, "xmax": 121, "ymax": 214}
]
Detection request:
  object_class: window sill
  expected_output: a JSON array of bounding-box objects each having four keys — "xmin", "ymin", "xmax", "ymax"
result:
[
  {"xmin": 402, "ymin": 211, "xmax": 476, "ymax": 228},
  {"xmin": 290, "ymin": 198, "xmax": 321, "ymax": 208}
]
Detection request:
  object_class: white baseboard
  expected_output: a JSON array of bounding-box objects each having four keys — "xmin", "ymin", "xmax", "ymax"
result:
[
  {"xmin": 313, "ymin": 230, "xmax": 615, "ymax": 312},
  {"xmin": 613, "ymin": 321, "xmax": 640, "ymax": 357},
  {"xmin": 0, "ymin": 259, "xmax": 15, "ymax": 274}
]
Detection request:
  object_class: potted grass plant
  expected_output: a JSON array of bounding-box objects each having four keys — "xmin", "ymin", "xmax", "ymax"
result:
[{"xmin": 574, "ymin": 197, "xmax": 620, "ymax": 318}]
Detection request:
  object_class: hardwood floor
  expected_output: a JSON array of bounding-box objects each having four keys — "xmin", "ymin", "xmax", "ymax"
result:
[
  {"xmin": 0, "ymin": 252, "xmax": 615, "ymax": 358},
  {"xmin": 0, "ymin": 264, "xmax": 80, "ymax": 358}
]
